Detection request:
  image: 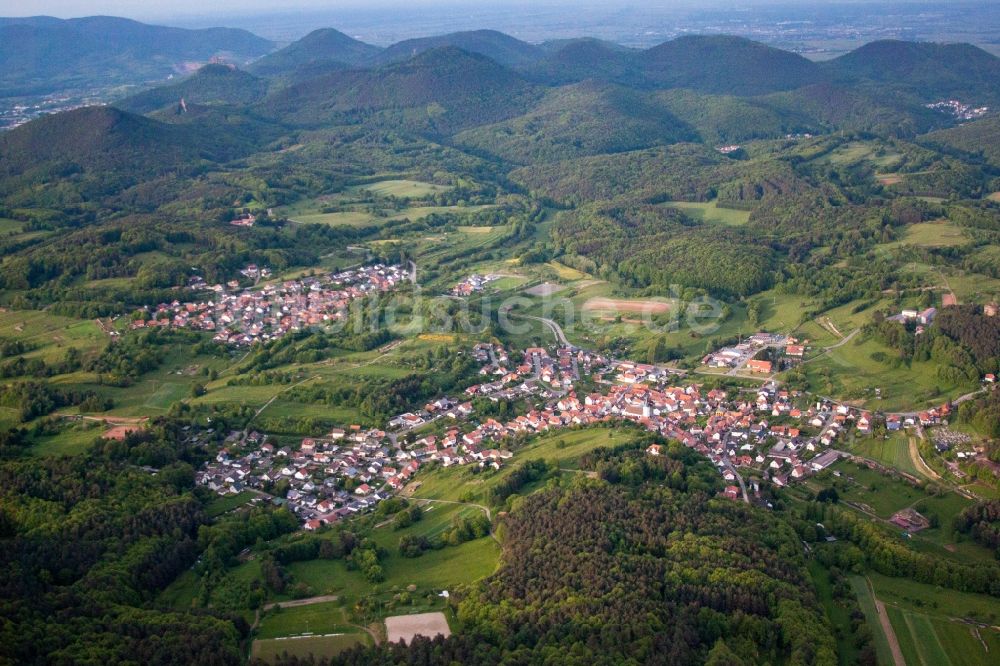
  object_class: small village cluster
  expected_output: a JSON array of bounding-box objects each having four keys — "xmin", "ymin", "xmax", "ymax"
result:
[
  {"xmin": 924, "ymin": 99, "xmax": 989, "ymax": 120},
  {"xmin": 196, "ymin": 333, "xmax": 956, "ymax": 527},
  {"xmin": 450, "ymin": 273, "xmax": 499, "ymax": 296},
  {"xmin": 133, "ymin": 264, "xmax": 409, "ymax": 346}
]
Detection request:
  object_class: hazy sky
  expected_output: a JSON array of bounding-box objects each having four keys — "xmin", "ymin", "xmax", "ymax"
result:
[{"xmin": 0, "ymin": 0, "xmax": 870, "ymax": 21}]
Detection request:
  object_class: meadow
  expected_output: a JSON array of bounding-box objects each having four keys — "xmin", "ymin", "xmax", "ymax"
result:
[
  {"xmin": 250, "ymin": 634, "xmax": 369, "ymax": 664},
  {"xmin": 355, "ymin": 179, "xmax": 453, "ymax": 198},
  {"xmin": 665, "ymin": 199, "xmax": 751, "ymax": 226}
]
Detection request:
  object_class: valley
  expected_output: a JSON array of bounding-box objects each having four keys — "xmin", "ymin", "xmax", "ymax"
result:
[{"xmin": 1, "ymin": 11, "xmax": 1000, "ymax": 666}]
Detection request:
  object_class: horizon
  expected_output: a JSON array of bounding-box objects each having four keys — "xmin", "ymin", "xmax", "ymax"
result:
[{"xmin": 3, "ymin": 0, "xmax": 997, "ymax": 46}]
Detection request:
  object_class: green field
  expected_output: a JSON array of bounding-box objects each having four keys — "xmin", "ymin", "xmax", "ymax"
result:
[
  {"xmin": 853, "ymin": 432, "xmax": 925, "ymax": 479},
  {"xmin": 204, "ymin": 491, "xmax": 258, "ymax": 518},
  {"xmin": 885, "ymin": 220, "xmax": 969, "ymax": 249},
  {"xmin": 250, "ymin": 634, "xmax": 369, "ymax": 664},
  {"xmin": 808, "ymin": 561, "xmax": 859, "ymax": 666},
  {"xmin": 849, "ymin": 576, "xmax": 896, "ymax": 666},
  {"xmin": 256, "ymin": 602, "xmax": 357, "ymax": 639},
  {"xmin": 357, "ymin": 179, "xmax": 453, "ymax": 198},
  {"xmin": 801, "ymin": 332, "xmax": 974, "ymax": 411},
  {"xmin": 665, "ymin": 199, "xmax": 751, "ymax": 226},
  {"xmin": 0, "ymin": 217, "xmax": 24, "ymax": 233},
  {"xmin": 888, "ymin": 605, "xmax": 999, "ymax": 666},
  {"xmin": 27, "ymin": 420, "xmax": 103, "ymax": 456}
]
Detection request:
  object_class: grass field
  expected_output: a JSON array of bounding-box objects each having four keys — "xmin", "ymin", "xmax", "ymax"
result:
[
  {"xmin": 888, "ymin": 605, "xmax": 999, "ymax": 666},
  {"xmin": 257, "ymin": 602, "xmax": 356, "ymax": 639},
  {"xmin": 849, "ymin": 576, "xmax": 896, "ymax": 666},
  {"xmin": 665, "ymin": 199, "xmax": 751, "ymax": 226},
  {"xmin": 204, "ymin": 491, "xmax": 258, "ymax": 517},
  {"xmin": 885, "ymin": 220, "xmax": 969, "ymax": 249},
  {"xmin": 853, "ymin": 432, "xmax": 925, "ymax": 479},
  {"xmin": 0, "ymin": 217, "xmax": 24, "ymax": 233},
  {"xmin": 0, "ymin": 310, "xmax": 106, "ymax": 366},
  {"xmin": 357, "ymin": 179, "xmax": 452, "ymax": 198},
  {"xmin": 801, "ymin": 332, "xmax": 974, "ymax": 411},
  {"xmin": 808, "ymin": 561, "xmax": 859, "ymax": 666},
  {"xmin": 869, "ymin": 572, "xmax": 1000, "ymax": 623},
  {"xmin": 250, "ymin": 634, "xmax": 369, "ymax": 664},
  {"xmin": 27, "ymin": 420, "xmax": 103, "ymax": 456}
]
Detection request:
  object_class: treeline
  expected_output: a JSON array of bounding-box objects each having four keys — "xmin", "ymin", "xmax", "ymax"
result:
[
  {"xmin": 810, "ymin": 502, "xmax": 1000, "ymax": 596},
  {"xmin": 954, "ymin": 500, "xmax": 1000, "ymax": 555}
]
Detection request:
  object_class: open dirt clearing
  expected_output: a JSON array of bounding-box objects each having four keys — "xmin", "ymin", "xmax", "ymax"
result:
[
  {"xmin": 583, "ymin": 297, "xmax": 671, "ymax": 314},
  {"xmin": 385, "ymin": 612, "xmax": 451, "ymax": 645}
]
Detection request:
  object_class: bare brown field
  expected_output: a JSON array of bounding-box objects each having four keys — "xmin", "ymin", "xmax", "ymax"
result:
[
  {"xmin": 583, "ymin": 297, "xmax": 671, "ymax": 314},
  {"xmin": 385, "ymin": 612, "xmax": 451, "ymax": 645}
]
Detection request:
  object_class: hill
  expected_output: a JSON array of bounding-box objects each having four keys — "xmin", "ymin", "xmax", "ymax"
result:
[
  {"xmin": 116, "ymin": 64, "xmax": 270, "ymax": 114},
  {"xmin": 0, "ymin": 15, "xmax": 272, "ymax": 96},
  {"xmin": 921, "ymin": 114, "xmax": 1000, "ymax": 169},
  {"xmin": 455, "ymin": 80, "xmax": 694, "ymax": 163},
  {"xmin": 825, "ymin": 40, "xmax": 1000, "ymax": 105},
  {"xmin": 759, "ymin": 83, "xmax": 941, "ymax": 138},
  {"xmin": 0, "ymin": 106, "xmax": 261, "ymax": 207},
  {"xmin": 260, "ymin": 46, "xmax": 538, "ymax": 133},
  {"xmin": 248, "ymin": 28, "xmax": 382, "ymax": 77},
  {"xmin": 639, "ymin": 35, "xmax": 823, "ymax": 96},
  {"xmin": 373, "ymin": 29, "xmax": 544, "ymax": 68},
  {"xmin": 522, "ymin": 38, "xmax": 639, "ymax": 85},
  {"xmin": 653, "ymin": 89, "xmax": 800, "ymax": 144}
]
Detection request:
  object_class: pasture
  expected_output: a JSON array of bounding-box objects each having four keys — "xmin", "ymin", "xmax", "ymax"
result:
[
  {"xmin": 886, "ymin": 220, "xmax": 969, "ymax": 249},
  {"xmin": 888, "ymin": 606, "xmax": 999, "ymax": 666},
  {"xmin": 250, "ymin": 634, "xmax": 369, "ymax": 664},
  {"xmin": 801, "ymin": 333, "xmax": 974, "ymax": 411},
  {"xmin": 256, "ymin": 602, "xmax": 356, "ymax": 640},
  {"xmin": 853, "ymin": 432, "xmax": 925, "ymax": 479},
  {"xmin": 357, "ymin": 179, "xmax": 453, "ymax": 198},
  {"xmin": 665, "ymin": 199, "xmax": 750, "ymax": 226}
]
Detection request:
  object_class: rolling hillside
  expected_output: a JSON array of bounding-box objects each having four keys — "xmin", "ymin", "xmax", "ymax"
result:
[
  {"xmin": 825, "ymin": 40, "xmax": 1000, "ymax": 105},
  {"xmin": 248, "ymin": 28, "xmax": 382, "ymax": 76},
  {"xmin": 639, "ymin": 35, "xmax": 823, "ymax": 95},
  {"xmin": 455, "ymin": 80, "xmax": 694, "ymax": 163},
  {"xmin": 373, "ymin": 29, "xmax": 544, "ymax": 67},
  {"xmin": 116, "ymin": 64, "xmax": 270, "ymax": 114},
  {"xmin": 0, "ymin": 15, "xmax": 272, "ymax": 96},
  {"xmin": 260, "ymin": 46, "xmax": 539, "ymax": 133}
]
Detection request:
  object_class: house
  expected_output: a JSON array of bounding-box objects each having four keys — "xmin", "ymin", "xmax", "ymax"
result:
[
  {"xmin": 723, "ymin": 485, "xmax": 741, "ymax": 500},
  {"xmin": 785, "ymin": 345, "xmax": 805, "ymax": 357},
  {"xmin": 646, "ymin": 444, "xmax": 662, "ymax": 456},
  {"xmin": 747, "ymin": 359, "xmax": 773, "ymax": 374}
]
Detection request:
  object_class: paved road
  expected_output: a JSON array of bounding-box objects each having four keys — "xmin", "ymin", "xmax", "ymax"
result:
[{"xmin": 514, "ymin": 313, "xmax": 571, "ymax": 346}]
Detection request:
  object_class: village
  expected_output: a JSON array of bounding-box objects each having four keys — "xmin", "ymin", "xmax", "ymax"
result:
[
  {"xmin": 132, "ymin": 264, "xmax": 410, "ymax": 346},
  {"xmin": 197, "ymin": 331, "xmax": 962, "ymax": 528}
]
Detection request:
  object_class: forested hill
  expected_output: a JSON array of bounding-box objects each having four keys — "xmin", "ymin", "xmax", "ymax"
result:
[
  {"xmin": 824, "ymin": 40, "xmax": 1000, "ymax": 104},
  {"xmin": 331, "ymin": 442, "xmax": 837, "ymax": 665},
  {"xmin": 0, "ymin": 15, "xmax": 273, "ymax": 96},
  {"xmin": 372, "ymin": 29, "xmax": 544, "ymax": 68},
  {"xmin": 639, "ymin": 35, "xmax": 823, "ymax": 95},
  {"xmin": 248, "ymin": 28, "xmax": 382, "ymax": 77},
  {"xmin": 259, "ymin": 46, "xmax": 541, "ymax": 132},
  {"xmin": 116, "ymin": 64, "xmax": 270, "ymax": 114}
]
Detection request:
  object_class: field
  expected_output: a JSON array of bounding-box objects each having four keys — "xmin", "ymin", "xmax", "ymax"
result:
[
  {"xmin": 800, "ymin": 332, "xmax": 974, "ymax": 411},
  {"xmin": 250, "ymin": 634, "xmax": 369, "ymax": 664},
  {"xmin": 356, "ymin": 179, "xmax": 453, "ymax": 198},
  {"xmin": 290, "ymin": 205, "xmax": 487, "ymax": 228},
  {"xmin": 853, "ymin": 432, "xmax": 926, "ymax": 479},
  {"xmin": 0, "ymin": 310, "xmax": 106, "ymax": 365},
  {"xmin": 888, "ymin": 605, "xmax": 999, "ymax": 666},
  {"xmin": 808, "ymin": 561, "xmax": 859, "ymax": 666},
  {"xmin": 385, "ymin": 612, "xmax": 451, "ymax": 645},
  {"xmin": 581, "ymin": 297, "xmax": 672, "ymax": 315},
  {"xmin": 885, "ymin": 220, "xmax": 969, "ymax": 249},
  {"xmin": 204, "ymin": 491, "xmax": 258, "ymax": 518},
  {"xmin": 27, "ymin": 420, "xmax": 103, "ymax": 456},
  {"xmin": 665, "ymin": 199, "xmax": 751, "ymax": 225},
  {"xmin": 849, "ymin": 576, "xmax": 897, "ymax": 666},
  {"xmin": 256, "ymin": 602, "xmax": 358, "ymax": 640}
]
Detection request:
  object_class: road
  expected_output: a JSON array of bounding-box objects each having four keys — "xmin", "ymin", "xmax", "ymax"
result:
[
  {"xmin": 723, "ymin": 459, "xmax": 750, "ymax": 503},
  {"xmin": 262, "ymin": 594, "xmax": 339, "ymax": 611},
  {"xmin": 514, "ymin": 313, "xmax": 572, "ymax": 346}
]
